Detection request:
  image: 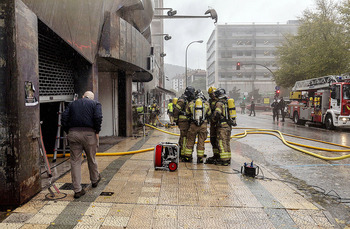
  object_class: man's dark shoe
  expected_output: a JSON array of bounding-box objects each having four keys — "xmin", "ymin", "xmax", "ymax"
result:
[
  {"xmin": 183, "ymin": 157, "xmax": 192, "ymax": 162},
  {"xmin": 197, "ymin": 157, "xmax": 203, "ymax": 163},
  {"xmin": 74, "ymin": 189, "xmax": 86, "ymax": 199},
  {"xmin": 92, "ymin": 175, "xmax": 101, "ymax": 188}
]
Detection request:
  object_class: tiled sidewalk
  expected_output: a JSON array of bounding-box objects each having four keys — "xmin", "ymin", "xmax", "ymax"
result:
[{"xmin": 0, "ymin": 127, "xmax": 337, "ymax": 228}]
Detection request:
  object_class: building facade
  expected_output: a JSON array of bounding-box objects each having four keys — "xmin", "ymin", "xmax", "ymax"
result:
[
  {"xmin": 0, "ymin": 0, "xmax": 155, "ymax": 208},
  {"xmin": 207, "ymin": 21, "xmax": 299, "ymax": 98}
]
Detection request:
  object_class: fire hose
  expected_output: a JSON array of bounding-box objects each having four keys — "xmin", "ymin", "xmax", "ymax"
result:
[{"xmin": 48, "ymin": 122, "xmax": 350, "ymax": 161}]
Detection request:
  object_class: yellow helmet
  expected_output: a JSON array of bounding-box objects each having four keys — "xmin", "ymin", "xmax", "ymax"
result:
[
  {"xmin": 172, "ymin": 97, "xmax": 178, "ymax": 105},
  {"xmin": 208, "ymin": 86, "xmax": 217, "ymax": 94}
]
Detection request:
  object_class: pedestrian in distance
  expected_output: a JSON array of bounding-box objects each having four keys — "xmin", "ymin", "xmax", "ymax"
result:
[
  {"xmin": 271, "ymin": 99, "xmax": 279, "ymax": 122},
  {"xmin": 249, "ymin": 100, "xmax": 256, "ymax": 116},
  {"xmin": 61, "ymin": 91, "xmax": 103, "ymax": 199},
  {"xmin": 240, "ymin": 101, "xmax": 246, "ymax": 114},
  {"xmin": 279, "ymin": 97, "xmax": 286, "ymax": 122}
]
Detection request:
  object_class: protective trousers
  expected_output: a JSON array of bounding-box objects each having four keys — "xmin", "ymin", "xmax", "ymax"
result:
[
  {"xmin": 217, "ymin": 124, "xmax": 232, "ymax": 161},
  {"xmin": 185, "ymin": 122, "xmax": 208, "ymax": 158},
  {"xmin": 168, "ymin": 112, "xmax": 174, "ymax": 124},
  {"xmin": 178, "ymin": 121, "xmax": 190, "ymax": 156},
  {"xmin": 209, "ymin": 122, "xmax": 219, "ymax": 158},
  {"xmin": 150, "ymin": 112, "xmax": 157, "ymax": 126}
]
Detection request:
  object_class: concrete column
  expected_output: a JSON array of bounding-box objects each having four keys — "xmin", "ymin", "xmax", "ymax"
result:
[
  {"xmin": 125, "ymin": 73, "xmax": 133, "ymax": 137},
  {"xmin": 0, "ymin": 0, "xmax": 41, "ymax": 208}
]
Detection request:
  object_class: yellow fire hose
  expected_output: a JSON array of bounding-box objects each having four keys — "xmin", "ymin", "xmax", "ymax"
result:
[{"xmin": 49, "ymin": 123, "xmax": 350, "ymax": 161}]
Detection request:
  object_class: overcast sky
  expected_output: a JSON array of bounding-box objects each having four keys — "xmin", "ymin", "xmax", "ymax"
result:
[{"xmin": 162, "ymin": 0, "xmax": 340, "ymax": 70}]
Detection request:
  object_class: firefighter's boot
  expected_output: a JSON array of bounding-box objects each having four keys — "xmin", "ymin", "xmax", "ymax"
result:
[
  {"xmin": 205, "ymin": 156, "xmax": 217, "ymax": 164},
  {"xmin": 197, "ymin": 157, "xmax": 203, "ymax": 163}
]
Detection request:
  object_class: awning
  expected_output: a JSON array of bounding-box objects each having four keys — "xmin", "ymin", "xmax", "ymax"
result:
[{"xmin": 154, "ymin": 86, "xmax": 176, "ymax": 96}]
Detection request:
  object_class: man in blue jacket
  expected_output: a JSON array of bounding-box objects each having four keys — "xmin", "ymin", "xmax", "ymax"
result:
[{"xmin": 62, "ymin": 91, "xmax": 103, "ymax": 198}]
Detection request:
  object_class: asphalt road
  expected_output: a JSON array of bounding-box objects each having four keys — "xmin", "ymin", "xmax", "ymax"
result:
[{"xmin": 233, "ymin": 110, "xmax": 350, "ymax": 228}]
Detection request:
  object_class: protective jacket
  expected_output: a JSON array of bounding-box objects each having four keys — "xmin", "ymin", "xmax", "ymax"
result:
[
  {"xmin": 173, "ymin": 95, "xmax": 191, "ymax": 156},
  {"xmin": 167, "ymin": 102, "xmax": 174, "ymax": 114},
  {"xmin": 212, "ymin": 98, "xmax": 235, "ymax": 161},
  {"xmin": 209, "ymin": 97, "xmax": 219, "ymax": 157},
  {"xmin": 184, "ymin": 99, "xmax": 211, "ymax": 159}
]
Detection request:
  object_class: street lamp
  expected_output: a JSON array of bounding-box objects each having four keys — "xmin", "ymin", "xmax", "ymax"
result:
[
  {"xmin": 155, "ymin": 8, "xmax": 177, "ymax": 16},
  {"xmin": 154, "ymin": 8, "xmax": 218, "ymax": 24},
  {"xmin": 152, "ymin": 33, "xmax": 172, "ymax": 41},
  {"xmin": 185, "ymin": 40, "xmax": 203, "ymax": 88}
]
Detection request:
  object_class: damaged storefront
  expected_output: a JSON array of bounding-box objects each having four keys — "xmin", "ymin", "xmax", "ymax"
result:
[{"xmin": 0, "ymin": 0, "xmax": 154, "ymax": 208}]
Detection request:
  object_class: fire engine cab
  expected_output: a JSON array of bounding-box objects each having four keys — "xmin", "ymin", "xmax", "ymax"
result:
[{"xmin": 288, "ymin": 74, "xmax": 350, "ymax": 129}]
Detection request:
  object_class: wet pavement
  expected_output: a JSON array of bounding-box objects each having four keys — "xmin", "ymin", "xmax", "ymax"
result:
[{"xmin": 1, "ymin": 112, "xmax": 349, "ymax": 228}]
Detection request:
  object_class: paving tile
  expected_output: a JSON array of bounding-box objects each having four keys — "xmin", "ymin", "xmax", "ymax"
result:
[
  {"xmin": 136, "ymin": 197, "xmax": 158, "ymax": 204},
  {"xmin": 0, "ymin": 223, "xmax": 23, "ymax": 229},
  {"xmin": 20, "ymin": 224, "xmax": 48, "ymax": 229},
  {"xmin": 107, "ymin": 204, "xmax": 134, "ymax": 217},
  {"xmin": 13, "ymin": 200, "xmax": 48, "ymax": 214},
  {"xmin": 102, "ymin": 216, "xmax": 129, "ymax": 227},
  {"xmin": 38, "ymin": 201, "xmax": 70, "ymax": 215},
  {"xmin": 85, "ymin": 204, "xmax": 111, "ymax": 216},
  {"xmin": 1, "ymin": 213, "xmax": 35, "ymax": 223},
  {"xmin": 26, "ymin": 213, "xmax": 58, "ymax": 225},
  {"xmin": 287, "ymin": 209, "xmax": 334, "ymax": 228},
  {"xmin": 75, "ymin": 215, "xmax": 105, "ymax": 227}
]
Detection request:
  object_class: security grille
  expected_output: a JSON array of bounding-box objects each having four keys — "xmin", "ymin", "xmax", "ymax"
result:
[{"xmin": 38, "ymin": 21, "xmax": 75, "ymax": 102}]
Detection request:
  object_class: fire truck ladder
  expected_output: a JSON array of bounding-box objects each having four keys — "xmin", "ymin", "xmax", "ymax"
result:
[{"xmin": 292, "ymin": 74, "xmax": 350, "ymax": 91}]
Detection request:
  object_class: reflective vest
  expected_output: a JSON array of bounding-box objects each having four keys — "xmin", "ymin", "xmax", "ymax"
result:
[{"xmin": 167, "ymin": 102, "xmax": 173, "ymax": 113}]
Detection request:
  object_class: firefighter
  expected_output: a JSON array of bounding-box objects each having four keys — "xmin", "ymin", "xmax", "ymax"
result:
[
  {"xmin": 167, "ymin": 99, "xmax": 174, "ymax": 125},
  {"xmin": 150, "ymin": 100, "xmax": 160, "ymax": 126},
  {"xmin": 205, "ymin": 86, "xmax": 220, "ymax": 164},
  {"xmin": 211, "ymin": 88, "xmax": 237, "ymax": 166},
  {"xmin": 173, "ymin": 86, "xmax": 196, "ymax": 160},
  {"xmin": 184, "ymin": 90, "xmax": 211, "ymax": 163}
]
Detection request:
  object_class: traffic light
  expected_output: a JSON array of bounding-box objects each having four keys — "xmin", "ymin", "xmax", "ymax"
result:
[
  {"xmin": 236, "ymin": 62, "xmax": 241, "ymax": 70},
  {"xmin": 275, "ymin": 90, "xmax": 280, "ymax": 97}
]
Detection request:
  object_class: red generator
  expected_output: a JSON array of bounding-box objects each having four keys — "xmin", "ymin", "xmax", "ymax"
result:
[{"xmin": 154, "ymin": 142, "xmax": 179, "ymax": 172}]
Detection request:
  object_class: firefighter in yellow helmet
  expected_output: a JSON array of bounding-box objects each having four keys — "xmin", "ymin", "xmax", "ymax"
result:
[
  {"xmin": 210, "ymin": 88, "xmax": 237, "ymax": 166},
  {"xmin": 167, "ymin": 99, "xmax": 174, "ymax": 125},
  {"xmin": 173, "ymin": 86, "xmax": 196, "ymax": 160},
  {"xmin": 184, "ymin": 90, "xmax": 211, "ymax": 163},
  {"xmin": 205, "ymin": 86, "xmax": 220, "ymax": 164},
  {"xmin": 150, "ymin": 100, "xmax": 160, "ymax": 126}
]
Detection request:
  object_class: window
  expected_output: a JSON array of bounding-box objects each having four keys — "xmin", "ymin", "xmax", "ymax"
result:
[{"xmin": 343, "ymin": 84, "xmax": 350, "ymax": 100}]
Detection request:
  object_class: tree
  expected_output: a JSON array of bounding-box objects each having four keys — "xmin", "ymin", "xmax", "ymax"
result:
[
  {"xmin": 275, "ymin": 0, "xmax": 350, "ymax": 88},
  {"xmin": 248, "ymin": 89, "xmax": 262, "ymax": 102},
  {"xmin": 228, "ymin": 87, "xmax": 240, "ymax": 100}
]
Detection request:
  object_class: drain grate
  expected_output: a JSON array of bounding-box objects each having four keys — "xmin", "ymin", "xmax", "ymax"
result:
[
  {"xmin": 60, "ymin": 183, "xmax": 89, "ymax": 190},
  {"xmin": 100, "ymin": 192, "xmax": 114, "ymax": 196}
]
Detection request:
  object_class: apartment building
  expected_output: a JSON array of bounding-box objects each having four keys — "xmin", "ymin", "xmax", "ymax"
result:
[{"xmin": 207, "ymin": 21, "xmax": 299, "ymax": 98}]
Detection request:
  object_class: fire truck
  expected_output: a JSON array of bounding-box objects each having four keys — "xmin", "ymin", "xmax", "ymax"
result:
[{"xmin": 288, "ymin": 74, "xmax": 350, "ymax": 129}]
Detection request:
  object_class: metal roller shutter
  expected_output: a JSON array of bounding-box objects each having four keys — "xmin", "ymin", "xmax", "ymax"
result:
[{"xmin": 38, "ymin": 21, "xmax": 75, "ymax": 103}]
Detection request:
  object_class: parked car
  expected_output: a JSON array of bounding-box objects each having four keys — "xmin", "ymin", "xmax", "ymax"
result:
[{"xmin": 246, "ymin": 103, "xmax": 272, "ymax": 111}]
